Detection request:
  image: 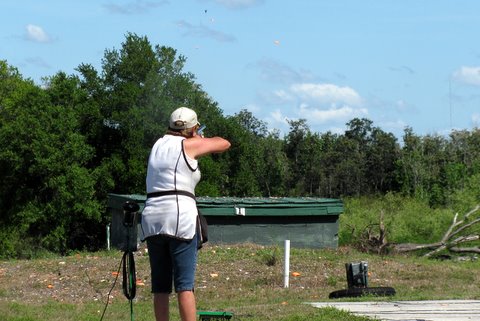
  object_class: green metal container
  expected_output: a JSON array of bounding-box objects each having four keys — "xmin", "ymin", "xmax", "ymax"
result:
[
  {"xmin": 197, "ymin": 311, "xmax": 233, "ymax": 320},
  {"xmin": 197, "ymin": 197, "xmax": 343, "ymax": 249},
  {"xmin": 107, "ymin": 194, "xmax": 343, "ymax": 249}
]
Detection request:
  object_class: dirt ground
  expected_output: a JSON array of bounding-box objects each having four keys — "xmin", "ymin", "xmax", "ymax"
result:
[
  {"xmin": 1, "ymin": 244, "xmax": 479, "ymax": 307},
  {"xmin": 0, "ymin": 247, "xmax": 154, "ymax": 305},
  {"xmin": 0, "ymin": 245, "xmax": 371, "ymax": 305}
]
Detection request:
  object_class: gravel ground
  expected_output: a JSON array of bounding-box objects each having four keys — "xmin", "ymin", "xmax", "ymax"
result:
[{"xmin": 0, "ymin": 248, "xmax": 153, "ymax": 305}]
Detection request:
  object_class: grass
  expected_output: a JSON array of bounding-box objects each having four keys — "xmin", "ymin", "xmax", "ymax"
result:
[{"xmin": 1, "ymin": 244, "xmax": 479, "ymax": 320}]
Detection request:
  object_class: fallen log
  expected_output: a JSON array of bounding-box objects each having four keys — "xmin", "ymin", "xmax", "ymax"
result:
[{"xmin": 392, "ymin": 205, "xmax": 480, "ymax": 257}]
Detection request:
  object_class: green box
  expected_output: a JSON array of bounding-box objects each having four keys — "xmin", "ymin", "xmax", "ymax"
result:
[
  {"xmin": 196, "ymin": 197, "xmax": 343, "ymax": 248},
  {"xmin": 107, "ymin": 194, "xmax": 343, "ymax": 249},
  {"xmin": 197, "ymin": 311, "xmax": 233, "ymax": 320}
]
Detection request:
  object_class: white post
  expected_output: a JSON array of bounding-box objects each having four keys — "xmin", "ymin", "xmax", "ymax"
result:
[
  {"xmin": 284, "ymin": 239, "xmax": 290, "ymax": 288},
  {"xmin": 106, "ymin": 224, "xmax": 111, "ymax": 251}
]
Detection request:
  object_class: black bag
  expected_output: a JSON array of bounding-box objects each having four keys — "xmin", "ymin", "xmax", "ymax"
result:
[{"xmin": 197, "ymin": 210, "xmax": 208, "ymax": 249}]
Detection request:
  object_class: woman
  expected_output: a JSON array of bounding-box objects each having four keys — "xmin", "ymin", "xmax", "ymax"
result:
[{"xmin": 141, "ymin": 107, "xmax": 231, "ymax": 321}]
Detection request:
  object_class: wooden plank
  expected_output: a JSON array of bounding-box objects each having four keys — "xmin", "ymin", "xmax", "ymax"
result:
[{"xmin": 309, "ymin": 300, "xmax": 480, "ymax": 320}]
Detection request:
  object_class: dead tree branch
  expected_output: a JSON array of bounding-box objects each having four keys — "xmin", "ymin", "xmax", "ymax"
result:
[
  {"xmin": 355, "ymin": 210, "xmax": 390, "ymax": 254},
  {"xmin": 392, "ymin": 205, "xmax": 480, "ymax": 257}
]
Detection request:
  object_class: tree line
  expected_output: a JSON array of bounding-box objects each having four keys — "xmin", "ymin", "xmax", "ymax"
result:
[{"xmin": 1, "ymin": 33, "xmax": 479, "ymax": 258}]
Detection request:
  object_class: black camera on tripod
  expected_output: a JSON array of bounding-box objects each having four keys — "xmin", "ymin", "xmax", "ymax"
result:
[
  {"xmin": 123, "ymin": 201, "xmax": 140, "ymax": 227},
  {"xmin": 120, "ymin": 201, "xmax": 140, "ymax": 252}
]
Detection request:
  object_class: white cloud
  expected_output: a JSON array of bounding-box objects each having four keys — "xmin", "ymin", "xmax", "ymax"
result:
[
  {"xmin": 395, "ymin": 99, "xmax": 408, "ymax": 111},
  {"xmin": 270, "ymin": 109, "xmax": 288, "ymax": 124},
  {"xmin": 259, "ymin": 82, "xmax": 368, "ymax": 130},
  {"xmin": 473, "ymin": 113, "xmax": 480, "ymax": 127},
  {"xmin": 256, "ymin": 88, "xmax": 295, "ymax": 106},
  {"xmin": 257, "ymin": 79, "xmax": 369, "ymax": 133},
  {"xmin": 242, "ymin": 103, "xmax": 261, "ymax": 114},
  {"xmin": 272, "ymin": 89, "xmax": 294, "ymax": 102},
  {"xmin": 290, "ymin": 83, "xmax": 363, "ymax": 106},
  {"xmin": 262, "ymin": 109, "xmax": 289, "ymax": 134},
  {"xmin": 25, "ymin": 24, "xmax": 51, "ymax": 43},
  {"xmin": 298, "ymin": 103, "xmax": 368, "ymax": 124},
  {"xmin": 378, "ymin": 119, "xmax": 407, "ymax": 131},
  {"xmin": 327, "ymin": 126, "xmax": 347, "ymax": 135},
  {"xmin": 452, "ymin": 66, "xmax": 480, "ymax": 86}
]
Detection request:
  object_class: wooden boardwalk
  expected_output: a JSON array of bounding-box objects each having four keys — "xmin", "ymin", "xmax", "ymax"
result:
[{"xmin": 309, "ymin": 300, "xmax": 480, "ymax": 321}]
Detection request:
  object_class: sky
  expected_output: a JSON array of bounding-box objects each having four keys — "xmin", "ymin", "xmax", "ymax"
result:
[{"xmin": 1, "ymin": 0, "xmax": 480, "ymax": 140}]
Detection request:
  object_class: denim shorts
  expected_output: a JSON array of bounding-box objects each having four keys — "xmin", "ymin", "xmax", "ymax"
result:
[{"xmin": 146, "ymin": 234, "xmax": 198, "ymax": 293}]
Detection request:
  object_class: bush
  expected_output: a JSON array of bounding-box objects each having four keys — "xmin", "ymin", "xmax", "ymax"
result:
[
  {"xmin": 339, "ymin": 193, "xmax": 453, "ymax": 247},
  {"xmin": 0, "ymin": 228, "xmax": 55, "ymax": 259},
  {"xmin": 448, "ymin": 173, "xmax": 480, "ymax": 213}
]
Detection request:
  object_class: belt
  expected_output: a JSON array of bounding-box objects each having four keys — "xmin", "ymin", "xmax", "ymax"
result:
[{"xmin": 146, "ymin": 190, "xmax": 196, "ymax": 200}]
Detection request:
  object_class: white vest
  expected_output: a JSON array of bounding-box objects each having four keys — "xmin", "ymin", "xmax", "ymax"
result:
[{"xmin": 141, "ymin": 135, "xmax": 201, "ymax": 240}]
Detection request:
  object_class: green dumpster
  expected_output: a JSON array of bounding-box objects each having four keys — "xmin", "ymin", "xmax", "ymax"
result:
[
  {"xmin": 197, "ymin": 197, "xmax": 343, "ymax": 248},
  {"xmin": 107, "ymin": 194, "xmax": 343, "ymax": 249}
]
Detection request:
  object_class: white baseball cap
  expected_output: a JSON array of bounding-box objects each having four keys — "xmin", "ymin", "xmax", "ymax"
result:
[{"xmin": 169, "ymin": 107, "xmax": 200, "ymax": 129}]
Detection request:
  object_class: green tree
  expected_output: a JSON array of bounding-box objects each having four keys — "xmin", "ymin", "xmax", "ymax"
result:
[
  {"xmin": 284, "ymin": 119, "xmax": 311, "ymax": 195},
  {"xmin": 316, "ymin": 131, "xmax": 341, "ymax": 197},
  {"xmin": 302, "ymin": 131, "xmax": 323, "ymax": 195},
  {"xmin": 396, "ymin": 127, "xmax": 425, "ymax": 196},
  {"xmin": 321, "ymin": 118, "xmax": 399, "ymax": 196},
  {"xmin": 446, "ymin": 129, "xmax": 480, "ymax": 190},
  {"xmin": 340, "ymin": 118, "xmax": 373, "ymax": 195},
  {"xmin": 1, "ymin": 32, "xmax": 236, "ymax": 256},
  {"xmin": 0, "ymin": 63, "xmax": 99, "ymax": 257},
  {"xmin": 422, "ymin": 134, "xmax": 449, "ymax": 206},
  {"xmin": 396, "ymin": 128, "xmax": 451, "ymax": 206},
  {"xmin": 78, "ymin": 32, "xmax": 229, "ymax": 196},
  {"xmin": 367, "ymin": 127, "xmax": 399, "ymax": 193},
  {"xmin": 222, "ymin": 112, "xmax": 264, "ymax": 196},
  {"xmin": 333, "ymin": 135, "xmax": 364, "ymax": 196},
  {"xmin": 234, "ymin": 109, "xmax": 268, "ymax": 137},
  {"xmin": 259, "ymin": 130, "xmax": 289, "ymax": 196}
]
